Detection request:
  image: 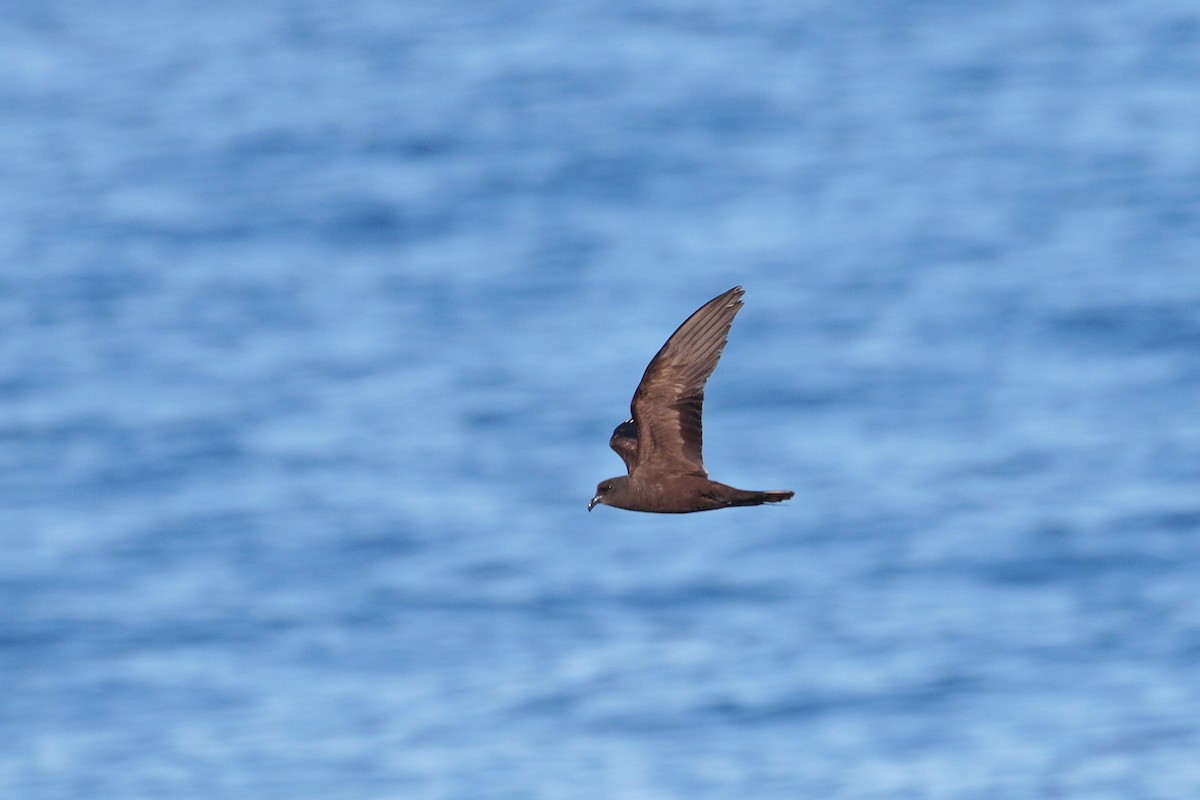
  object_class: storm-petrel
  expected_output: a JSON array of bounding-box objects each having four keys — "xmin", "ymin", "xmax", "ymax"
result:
[{"xmin": 589, "ymin": 286, "xmax": 794, "ymax": 513}]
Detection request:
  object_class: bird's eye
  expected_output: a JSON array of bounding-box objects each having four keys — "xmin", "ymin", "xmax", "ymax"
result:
[{"xmin": 601, "ymin": 483, "xmax": 612, "ymax": 493}]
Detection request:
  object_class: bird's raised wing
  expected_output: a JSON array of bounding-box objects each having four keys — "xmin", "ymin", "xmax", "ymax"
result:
[
  {"xmin": 608, "ymin": 418, "xmax": 639, "ymax": 474},
  {"xmin": 629, "ymin": 286, "xmax": 744, "ymax": 479}
]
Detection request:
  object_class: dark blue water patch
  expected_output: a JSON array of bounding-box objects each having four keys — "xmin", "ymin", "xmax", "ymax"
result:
[
  {"xmin": 111, "ymin": 508, "xmax": 429, "ymax": 588},
  {"xmin": 705, "ymin": 673, "xmax": 983, "ymax": 728},
  {"xmin": 223, "ymin": 128, "xmax": 347, "ymax": 167},
  {"xmin": 723, "ymin": 359, "xmax": 998, "ymax": 426},
  {"xmin": 99, "ymin": 211, "xmax": 267, "ymax": 248},
  {"xmin": 652, "ymin": 90, "xmax": 797, "ymax": 141},
  {"xmin": 981, "ymin": 551, "xmax": 1175, "ymax": 588},
  {"xmin": 0, "ymin": 2, "xmax": 68, "ymax": 33},
  {"xmin": 724, "ymin": 376, "xmax": 877, "ymax": 412},
  {"xmin": 0, "ymin": 614, "xmax": 302, "ymax": 669},
  {"xmin": 17, "ymin": 417, "xmax": 249, "ymax": 499},
  {"xmin": 2, "ymin": 269, "xmax": 155, "ymax": 329},
  {"xmin": 957, "ymin": 448, "xmax": 1058, "ymax": 480},
  {"xmin": 140, "ymin": 421, "xmax": 248, "ymax": 478},
  {"xmin": 526, "ymin": 231, "xmax": 606, "ymax": 273},
  {"xmin": 1112, "ymin": 508, "xmax": 1200, "ymax": 534},
  {"xmin": 359, "ymin": 131, "xmax": 463, "ymax": 160},
  {"xmin": 0, "ymin": 601, "xmax": 78, "ymax": 657},
  {"xmin": 174, "ymin": 278, "xmax": 316, "ymax": 335},
  {"xmin": 531, "ymin": 148, "xmax": 678, "ymax": 205},
  {"xmin": 933, "ymin": 60, "xmax": 1011, "ymax": 96},
  {"xmin": 0, "ymin": 418, "xmax": 247, "ymax": 507},
  {"xmin": 1074, "ymin": 156, "xmax": 1200, "ymax": 231},
  {"xmin": 1140, "ymin": 15, "xmax": 1200, "ymax": 78},
  {"xmin": 610, "ymin": 580, "xmax": 792, "ymax": 610},
  {"xmin": 313, "ymin": 197, "xmax": 443, "ymax": 245},
  {"xmin": 332, "ymin": 523, "xmax": 429, "ymax": 563},
  {"xmin": 1047, "ymin": 301, "xmax": 1200, "ymax": 355},
  {"xmin": 101, "ymin": 510, "xmax": 282, "ymax": 580},
  {"xmin": 568, "ymin": 669, "xmax": 986, "ymax": 738},
  {"xmin": 5, "ymin": 668, "xmax": 254, "ymax": 731},
  {"xmin": 344, "ymin": 576, "xmax": 791, "ymax": 632},
  {"xmin": 1174, "ymin": 631, "xmax": 1200, "ymax": 666}
]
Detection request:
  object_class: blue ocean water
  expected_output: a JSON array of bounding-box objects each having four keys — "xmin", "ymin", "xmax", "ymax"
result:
[{"xmin": 3, "ymin": 1, "xmax": 1200, "ymax": 797}]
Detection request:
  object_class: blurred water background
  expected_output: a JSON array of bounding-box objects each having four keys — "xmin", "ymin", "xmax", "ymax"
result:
[{"xmin": 3, "ymin": 2, "xmax": 1200, "ymax": 798}]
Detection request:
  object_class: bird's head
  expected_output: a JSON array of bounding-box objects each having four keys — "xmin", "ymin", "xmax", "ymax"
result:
[{"xmin": 588, "ymin": 477, "xmax": 626, "ymax": 511}]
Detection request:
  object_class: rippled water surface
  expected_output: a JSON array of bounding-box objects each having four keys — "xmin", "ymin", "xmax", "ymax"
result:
[{"xmin": 3, "ymin": 2, "xmax": 1200, "ymax": 798}]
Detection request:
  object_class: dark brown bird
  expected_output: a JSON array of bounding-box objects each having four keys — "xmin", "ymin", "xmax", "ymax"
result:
[{"xmin": 589, "ymin": 286, "xmax": 794, "ymax": 514}]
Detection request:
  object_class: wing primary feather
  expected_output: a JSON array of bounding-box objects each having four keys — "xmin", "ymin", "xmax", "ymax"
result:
[{"xmin": 628, "ymin": 287, "xmax": 744, "ymax": 478}]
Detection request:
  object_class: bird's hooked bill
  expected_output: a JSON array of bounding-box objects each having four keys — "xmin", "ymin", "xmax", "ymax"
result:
[{"xmin": 587, "ymin": 495, "xmax": 600, "ymax": 512}]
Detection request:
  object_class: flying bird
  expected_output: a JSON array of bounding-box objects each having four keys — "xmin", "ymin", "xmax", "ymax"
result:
[{"xmin": 589, "ymin": 286, "xmax": 794, "ymax": 513}]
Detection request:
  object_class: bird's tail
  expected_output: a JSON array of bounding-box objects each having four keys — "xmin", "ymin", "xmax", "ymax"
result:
[{"xmin": 728, "ymin": 489, "xmax": 794, "ymax": 507}]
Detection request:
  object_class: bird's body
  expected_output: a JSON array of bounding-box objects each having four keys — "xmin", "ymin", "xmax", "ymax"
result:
[
  {"xmin": 593, "ymin": 473, "xmax": 794, "ymax": 514},
  {"xmin": 590, "ymin": 286, "xmax": 794, "ymax": 514}
]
